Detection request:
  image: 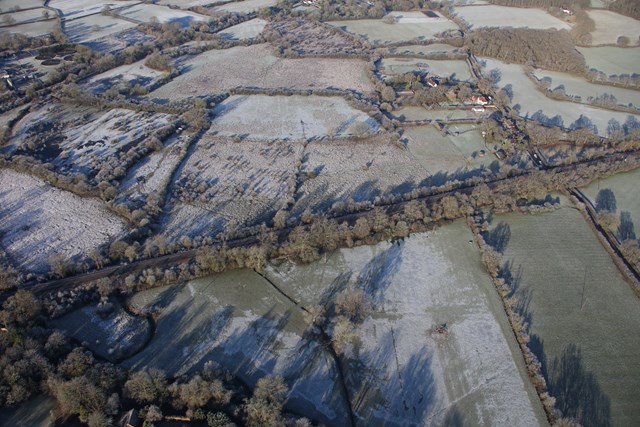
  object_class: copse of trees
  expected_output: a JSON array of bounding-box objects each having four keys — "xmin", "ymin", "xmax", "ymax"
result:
[
  {"xmin": 465, "ymin": 28, "xmax": 587, "ymax": 75},
  {"xmin": 609, "ymin": 0, "xmax": 640, "ymax": 19},
  {"xmin": 488, "ymin": 0, "xmax": 590, "ymax": 7}
]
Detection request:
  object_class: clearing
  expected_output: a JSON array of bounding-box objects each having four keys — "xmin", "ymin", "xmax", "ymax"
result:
[
  {"xmin": 0, "ymin": 169, "xmax": 126, "ymax": 273},
  {"xmin": 329, "ymin": 11, "xmax": 459, "ymax": 45},
  {"xmin": 485, "ymin": 205, "xmax": 640, "ymax": 427},
  {"xmin": 149, "ymin": 44, "xmax": 375, "ymax": 100},
  {"xmin": 123, "ymin": 269, "xmax": 351, "ymax": 426},
  {"xmin": 533, "ymin": 69, "xmax": 640, "ymax": 110},
  {"xmin": 577, "ymin": 46, "xmax": 640, "ymax": 76},
  {"xmin": 404, "ymin": 123, "xmax": 497, "ymax": 175},
  {"xmin": 581, "ymin": 168, "xmax": 640, "ymax": 230},
  {"xmin": 209, "ymin": 95, "xmax": 380, "ymax": 141},
  {"xmin": 379, "ymin": 57, "xmax": 472, "ymax": 81},
  {"xmin": 482, "ymin": 57, "xmax": 640, "ymax": 136},
  {"xmin": 264, "ymin": 221, "xmax": 547, "ymax": 426},
  {"xmin": 586, "ymin": 10, "xmax": 640, "ymax": 46},
  {"xmin": 453, "ymin": 5, "xmax": 570, "ymax": 30}
]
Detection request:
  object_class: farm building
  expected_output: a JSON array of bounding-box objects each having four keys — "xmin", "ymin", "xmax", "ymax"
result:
[{"xmin": 471, "ymin": 95, "xmax": 489, "ymax": 105}]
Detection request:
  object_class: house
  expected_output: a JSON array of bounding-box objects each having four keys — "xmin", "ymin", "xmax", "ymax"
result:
[
  {"xmin": 562, "ymin": 8, "xmax": 573, "ymax": 15},
  {"xmin": 426, "ymin": 77, "xmax": 438, "ymax": 88},
  {"xmin": 120, "ymin": 409, "xmax": 140, "ymax": 427},
  {"xmin": 495, "ymin": 149, "xmax": 507, "ymax": 160},
  {"xmin": 470, "ymin": 95, "xmax": 489, "ymax": 105}
]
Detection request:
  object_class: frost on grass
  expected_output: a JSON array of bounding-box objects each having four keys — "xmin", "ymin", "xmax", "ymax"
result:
[
  {"xmin": 217, "ymin": 18, "xmax": 267, "ymax": 41},
  {"xmin": 162, "ymin": 134, "xmax": 301, "ymax": 241},
  {"xmin": 265, "ymin": 222, "xmax": 547, "ymax": 426},
  {"xmin": 454, "ymin": 5, "xmax": 571, "ymax": 30},
  {"xmin": 124, "ymin": 269, "xmax": 350, "ymax": 426},
  {"xmin": 82, "ymin": 59, "xmax": 166, "ymax": 95},
  {"xmin": 50, "ymin": 302, "xmax": 150, "ymax": 362},
  {"xmin": 0, "ymin": 169, "xmax": 126, "ymax": 273},
  {"xmin": 117, "ymin": 4, "xmax": 209, "ymax": 26},
  {"xmin": 6, "ymin": 103, "xmax": 174, "ymax": 186},
  {"xmin": 209, "ymin": 95, "xmax": 380, "ymax": 141},
  {"xmin": 148, "ymin": 44, "xmax": 375, "ymax": 100}
]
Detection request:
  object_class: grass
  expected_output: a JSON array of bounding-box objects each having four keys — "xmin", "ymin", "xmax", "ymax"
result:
[
  {"xmin": 388, "ymin": 43, "xmax": 462, "ymax": 56},
  {"xmin": 586, "ymin": 10, "xmax": 640, "ymax": 46},
  {"xmin": 211, "ymin": 0, "xmax": 278, "ymax": 14},
  {"xmin": 581, "ymin": 168, "xmax": 640, "ymax": 229},
  {"xmin": 117, "ymin": 4, "xmax": 209, "ymax": 26},
  {"xmin": 577, "ymin": 46, "xmax": 640, "ymax": 76},
  {"xmin": 63, "ymin": 14, "xmax": 137, "ymax": 44},
  {"xmin": 264, "ymin": 221, "xmax": 547, "ymax": 426},
  {"xmin": 454, "ymin": 5, "xmax": 571, "ymax": 30},
  {"xmin": 487, "ymin": 207, "xmax": 640, "ymax": 426},
  {"xmin": 123, "ymin": 268, "xmax": 351, "ymax": 426},
  {"xmin": 217, "ymin": 18, "xmax": 266, "ymax": 40},
  {"xmin": 404, "ymin": 123, "xmax": 496, "ymax": 174},
  {"xmin": 380, "ymin": 58, "xmax": 472, "ymax": 81},
  {"xmin": 0, "ymin": 395, "xmax": 56, "ymax": 427}
]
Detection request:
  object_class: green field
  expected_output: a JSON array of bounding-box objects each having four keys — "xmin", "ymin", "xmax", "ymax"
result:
[{"xmin": 486, "ymin": 207, "xmax": 640, "ymax": 427}]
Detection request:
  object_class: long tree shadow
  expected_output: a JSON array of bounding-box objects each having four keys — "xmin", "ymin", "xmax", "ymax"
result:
[
  {"xmin": 482, "ymin": 222, "xmax": 511, "ymax": 254},
  {"xmin": 357, "ymin": 242, "xmax": 403, "ymax": 305},
  {"xmin": 547, "ymin": 344, "xmax": 612, "ymax": 427}
]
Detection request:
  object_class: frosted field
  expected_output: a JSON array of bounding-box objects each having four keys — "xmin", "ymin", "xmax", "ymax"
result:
[
  {"xmin": 534, "ymin": 69, "xmax": 640, "ymax": 109},
  {"xmin": 0, "ymin": 19, "xmax": 59, "ymax": 37},
  {"xmin": 209, "ymin": 95, "xmax": 380, "ymax": 141},
  {"xmin": 211, "ymin": 0, "xmax": 277, "ymax": 14},
  {"xmin": 582, "ymin": 168, "xmax": 640, "ymax": 229},
  {"xmin": 587, "ymin": 10, "xmax": 640, "ymax": 46},
  {"xmin": 50, "ymin": 0, "xmax": 140, "ymax": 19},
  {"xmin": 0, "ymin": 0, "xmax": 44, "ymax": 9},
  {"xmin": 391, "ymin": 106, "xmax": 432, "ymax": 122},
  {"xmin": 404, "ymin": 124, "xmax": 495, "ymax": 174},
  {"xmin": 291, "ymin": 134, "xmax": 425, "ymax": 216},
  {"xmin": 82, "ymin": 59, "xmax": 165, "ymax": 94},
  {"xmin": 329, "ymin": 11, "xmax": 459, "ymax": 45},
  {"xmin": 265, "ymin": 222, "xmax": 547, "ymax": 426},
  {"xmin": 158, "ymin": 0, "xmax": 225, "ymax": 6},
  {"xmin": 454, "ymin": 5, "xmax": 571, "ymax": 30},
  {"xmin": 487, "ymin": 207, "xmax": 640, "ymax": 427},
  {"xmin": 578, "ymin": 46, "xmax": 640, "ymax": 76},
  {"xmin": 118, "ymin": 3, "xmax": 209, "ymax": 26},
  {"xmin": 64, "ymin": 14, "xmax": 137, "ymax": 44},
  {"xmin": 380, "ymin": 58, "xmax": 472, "ymax": 81},
  {"xmin": 387, "ymin": 43, "xmax": 461, "ymax": 56},
  {"xmin": 124, "ymin": 269, "xmax": 351, "ymax": 426},
  {"xmin": 149, "ymin": 44, "xmax": 375, "ymax": 100},
  {"xmin": 0, "ymin": 8, "xmax": 53, "ymax": 25},
  {"xmin": 50, "ymin": 302, "xmax": 150, "ymax": 361},
  {"xmin": 0, "ymin": 169, "xmax": 126, "ymax": 273},
  {"xmin": 0, "ymin": 395, "xmax": 56, "ymax": 427},
  {"xmin": 482, "ymin": 58, "xmax": 640, "ymax": 136},
  {"xmin": 8, "ymin": 104, "xmax": 173, "ymax": 180},
  {"xmin": 217, "ymin": 17, "xmax": 266, "ymax": 40},
  {"xmin": 401, "ymin": 108, "xmax": 484, "ymax": 121}
]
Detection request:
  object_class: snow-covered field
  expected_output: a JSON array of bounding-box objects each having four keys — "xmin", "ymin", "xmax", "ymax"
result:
[
  {"xmin": 487, "ymin": 207, "xmax": 640, "ymax": 426},
  {"xmin": 265, "ymin": 222, "xmax": 547, "ymax": 426},
  {"xmin": 380, "ymin": 58, "xmax": 472, "ymax": 81},
  {"xmin": 63, "ymin": 14, "xmax": 137, "ymax": 44},
  {"xmin": 0, "ymin": 8, "xmax": 53, "ymax": 25},
  {"xmin": 209, "ymin": 95, "xmax": 380, "ymax": 141},
  {"xmin": 0, "ymin": 20, "xmax": 59, "ymax": 37},
  {"xmin": 158, "ymin": 0, "xmax": 225, "ymax": 6},
  {"xmin": 404, "ymin": 124, "xmax": 495, "ymax": 174},
  {"xmin": 396, "ymin": 108, "xmax": 484, "ymax": 121},
  {"xmin": 578, "ymin": 46, "xmax": 640, "ymax": 76},
  {"xmin": 148, "ymin": 44, "xmax": 375, "ymax": 100},
  {"xmin": 51, "ymin": 302, "xmax": 150, "ymax": 361},
  {"xmin": 124, "ymin": 269, "xmax": 351, "ymax": 426},
  {"xmin": 82, "ymin": 59, "xmax": 166, "ymax": 94},
  {"xmin": 388, "ymin": 43, "xmax": 462, "ymax": 56},
  {"xmin": 217, "ymin": 17, "xmax": 266, "ymax": 40},
  {"xmin": 582, "ymin": 168, "xmax": 640, "ymax": 228},
  {"xmin": 586, "ymin": 10, "xmax": 640, "ymax": 46},
  {"xmin": 329, "ymin": 11, "xmax": 459, "ymax": 45},
  {"xmin": 0, "ymin": 169, "xmax": 126, "ymax": 273},
  {"xmin": 118, "ymin": 3, "xmax": 209, "ymax": 26},
  {"xmin": 0, "ymin": 395, "xmax": 56, "ymax": 427},
  {"xmin": 454, "ymin": 5, "xmax": 570, "ymax": 30},
  {"xmin": 0, "ymin": 0, "xmax": 44, "ymax": 9},
  {"xmin": 482, "ymin": 58, "xmax": 640, "ymax": 136},
  {"xmin": 533, "ymin": 69, "xmax": 640, "ymax": 109},
  {"xmin": 50, "ymin": 0, "xmax": 140, "ymax": 19},
  {"xmin": 211, "ymin": 0, "xmax": 277, "ymax": 14}
]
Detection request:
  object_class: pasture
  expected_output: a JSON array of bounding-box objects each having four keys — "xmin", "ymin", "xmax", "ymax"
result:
[
  {"xmin": 63, "ymin": 14, "xmax": 137, "ymax": 44},
  {"xmin": 264, "ymin": 222, "xmax": 547, "ymax": 426},
  {"xmin": 0, "ymin": 169, "xmax": 126, "ymax": 273},
  {"xmin": 486, "ymin": 207, "xmax": 640, "ymax": 427},
  {"xmin": 82, "ymin": 59, "xmax": 165, "ymax": 94},
  {"xmin": 217, "ymin": 17, "xmax": 266, "ymax": 40},
  {"xmin": 209, "ymin": 95, "xmax": 380, "ymax": 141},
  {"xmin": 390, "ymin": 106, "xmax": 433, "ymax": 121},
  {"xmin": 148, "ymin": 44, "xmax": 375, "ymax": 100},
  {"xmin": 117, "ymin": 3, "xmax": 209, "ymax": 26},
  {"xmin": 533, "ymin": 69, "xmax": 640, "ymax": 109},
  {"xmin": 586, "ymin": 10, "xmax": 640, "ymax": 46},
  {"xmin": 582, "ymin": 168, "xmax": 640, "ymax": 229},
  {"xmin": 50, "ymin": 0, "xmax": 140, "ymax": 19},
  {"xmin": 387, "ymin": 43, "xmax": 462, "ymax": 56},
  {"xmin": 0, "ymin": 395, "xmax": 56, "ymax": 427},
  {"xmin": 380, "ymin": 57, "xmax": 472, "ymax": 81},
  {"xmin": 0, "ymin": 19, "xmax": 59, "ymax": 37},
  {"xmin": 50, "ymin": 302, "xmax": 151, "ymax": 362},
  {"xmin": 0, "ymin": 0, "xmax": 45, "ymax": 10},
  {"xmin": 0, "ymin": 8, "xmax": 53, "ymax": 25},
  {"xmin": 482, "ymin": 57, "xmax": 640, "ymax": 136},
  {"xmin": 124, "ymin": 269, "xmax": 351, "ymax": 426},
  {"xmin": 210, "ymin": 0, "xmax": 277, "ymax": 14},
  {"xmin": 404, "ymin": 124, "xmax": 495, "ymax": 174},
  {"xmin": 578, "ymin": 46, "xmax": 640, "ymax": 76},
  {"xmin": 329, "ymin": 11, "xmax": 459, "ymax": 45},
  {"xmin": 453, "ymin": 5, "xmax": 570, "ymax": 30}
]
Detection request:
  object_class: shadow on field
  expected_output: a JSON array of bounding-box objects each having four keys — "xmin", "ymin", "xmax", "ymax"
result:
[
  {"xmin": 357, "ymin": 243, "xmax": 402, "ymax": 304},
  {"xmin": 482, "ymin": 222, "xmax": 511, "ymax": 254},
  {"xmin": 543, "ymin": 343, "xmax": 612, "ymax": 427},
  {"xmin": 440, "ymin": 406, "xmax": 469, "ymax": 427}
]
